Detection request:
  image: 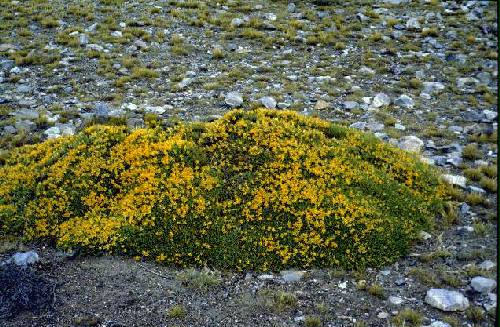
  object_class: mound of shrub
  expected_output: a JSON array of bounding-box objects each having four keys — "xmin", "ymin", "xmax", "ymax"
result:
[{"xmin": 0, "ymin": 109, "xmax": 449, "ymax": 270}]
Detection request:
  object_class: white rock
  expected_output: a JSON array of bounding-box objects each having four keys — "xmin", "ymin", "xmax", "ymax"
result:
[
  {"xmin": 478, "ymin": 260, "xmax": 496, "ymax": 270},
  {"xmin": 406, "ymin": 17, "xmax": 421, "ymax": 30},
  {"xmin": 281, "ymin": 270, "xmax": 306, "ymax": 283},
  {"xmin": 442, "ymin": 174, "xmax": 467, "ymax": 188},
  {"xmin": 231, "ymin": 18, "xmax": 244, "ymax": 27},
  {"xmin": 111, "ymin": 31, "xmax": 123, "ymax": 37},
  {"xmin": 471, "ymin": 277, "xmax": 497, "ymax": 294},
  {"xmin": 377, "ymin": 312, "xmax": 389, "ymax": 319},
  {"xmin": 12, "ymin": 251, "xmax": 39, "ymax": 267},
  {"xmin": 425, "ymin": 288, "xmax": 469, "ymax": 311},
  {"xmin": 398, "ymin": 135, "xmax": 424, "ymax": 153},
  {"xmin": 372, "ymin": 93, "xmax": 391, "ymax": 108},
  {"xmin": 338, "ymin": 281, "xmax": 347, "ymax": 289},
  {"xmin": 257, "ymin": 274, "xmax": 274, "ymax": 280},
  {"xmin": 260, "ymin": 96, "xmax": 277, "ymax": 109},
  {"xmin": 419, "ymin": 231, "xmax": 432, "ymax": 240},
  {"xmin": 389, "ymin": 296, "xmax": 403, "ymax": 305},
  {"xmin": 429, "ymin": 321, "xmax": 451, "ymax": 327},
  {"xmin": 394, "ymin": 94, "xmax": 414, "ymax": 108},
  {"xmin": 225, "ymin": 92, "xmax": 243, "ymax": 107}
]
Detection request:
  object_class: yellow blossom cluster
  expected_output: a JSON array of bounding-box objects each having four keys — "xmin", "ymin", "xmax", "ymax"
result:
[{"xmin": 0, "ymin": 109, "xmax": 449, "ymax": 270}]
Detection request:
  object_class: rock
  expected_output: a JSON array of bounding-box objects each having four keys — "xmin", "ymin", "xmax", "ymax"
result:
[
  {"xmin": 231, "ymin": 18, "xmax": 244, "ymax": 27},
  {"xmin": 225, "ymin": 92, "xmax": 243, "ymax": 107},
  {"xmin": 350, "ymin": 122, "xmax": 366, "ymax": 130},
  {"xmin": 467, "ymin": 186, "xmax": 485, "ymax": 194},
  {"xmin": 359, "ymin": 66, "xmax": 375, "ymax": 75},
  {"xmin": 394, "ymin": 123, "xmax": 405, "ymax": 130},
  {"xmin": 394, "ymin": 94, "xmax": 414, "ymax": 108},
  {"xmin": 0, "ymin": 43, "xmax": 17, "ymax": 52},
  {"xmin": 87, "ymin": 44, "xmax": 103, "ymax": 52},
  {"xmin": 366, "ymin": 122, "xmax": 384, "ymax": 132},
  {"xmin": 478, "ymin": 260, "xmax": 496, "ymax": 270},
  {"xmin": 111, "ymin": 31, "xmax": 123, "ymax": 37},
  {"xmin": 79, "ymin": 34, "xmax": 89, "ymax": 46},
  {"xmin": 15, "ymin": 120, "xmax": 36, "ymax": 132},
  {"xmin": 422, "ymin": 82, "xmax": 445, "ymax": 94},
  {"xmin": 377, "ymin": 312, "xmax": 389, "ymax": 319},
  {"xmin": 456, "ymin": 77, "xmax": 479, "ymax": 91},
  {"xmin": 406, "ymin": 17, "xmax": 421, "ymax": 30},
  {"xmin": 338, "ymin": 281, "xmax": 347, "ymax": 289},
  {"xmin": 425, "ymin": 288, "xmax": 469, "ymax": 311},
  {"xmin": 280, "ymin": 270, "xmax": 306, "ymax": 283},
  {"xmin": 382, "ymin": 0, "xmax": 409, "ymax": 4},
  {"xmin": 482, "ymin": 110, "xmax": 497, "ymax": 121},
  {"xmin": 343, "ymin": 101, "xmax": 358, "ymax": 110},
  {"xmin": 356, "ymin": 13, "xmax": 369, "ymax": 22},
  {"xmin": 95, "ymin": 102, "xmax": 109, "ymax": 119},
  {"xmin": 134, "ymin": 39, "xmax": 148, "ymax": 50},
  {"xmin": 13, "ymin": 109, "xmax": 39, "ymax": 120},
  {"xmin": 127, "ymin": 117, "xmax": 144, "ymax": 129},
  {"xmin": 398, "ymin": 135, "xmax": 424, "ymax": 153},
  {"xmin": 11, "ymin": 251, "xmax": 39, "ymax": 267},
  {"xmin": 442, "ymin": 174, "xmax": 467, "ymax": 188},
  {"xmin": 3, "ymin": 125, "xmax": 16, "ymax": 134},
  {"xmin": 314, "ymin": 99, "xmax": 330, "ymax": 110},
  {"xmin": 372, "ymin": 93, "xmax": 390, "ymax": 108},
  {"xmin": 260, "ymin": 96, "xmax": 277, "ymax": 109},
  {"xmin": 470, "ymin": 277, "xmax": 497, "ymax": 294},
  {"xmin": 16, "ymin": 84, "xmax": 32, "ymax": 93},
  {"xmin": 389, "ymin": 296, "xmax": 403, "ymax": 305},
  {"xmin": 257, "ymin": 274, "xmax": 274, "ymax": 280},
  {"xmin": 429, "ymin": 321, "xmax": 451, "ymax": 327},
  {"xmin": 177, "ymin": 78, "xmax": 193, "ymax": 89},
  {"xmin": 1, "ymin": 59, "xmax": 15, "ymax": 71},
  {"xmin": 287, "ymin": 3, "xmax": 296, "ymax": 13},
  {"xmin": 419, "ymin": 231, "xmax": 432, "ymax": 240}
]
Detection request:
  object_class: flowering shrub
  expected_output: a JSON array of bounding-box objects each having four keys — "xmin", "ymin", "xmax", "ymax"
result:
[{"xmin": 0, "ymin": 109, "xmax": 448, "ymax": 270}]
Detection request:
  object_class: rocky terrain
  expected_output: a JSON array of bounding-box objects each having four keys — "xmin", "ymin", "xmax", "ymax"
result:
[{"xmin": 0, "ymin": 0, "xmax": 498, "ymax": 326}]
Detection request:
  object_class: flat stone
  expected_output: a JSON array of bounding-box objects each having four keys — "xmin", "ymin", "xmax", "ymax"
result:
[
  {"xmin": 394, "ymin": 94, "xmax": 414, "ymax": 108},
  {"xmin": 11, "ymin": 251, "xmax": 39, "ymax": 267},
  {"xmin": 406, "ymin": 17, "xmax": 421, "ymax": 30},
  {"xmin": 478, "ymin": 260, "xmax": 496, "ymax": 270},
  {"xmin": 372, "ymin": 93, "xmax": 391, "ymax": 108},
  {"xmin": 425, "ymin": 288, "xmax": 469, "ymax": 311},
  {"xmin": 343, "ymin": 101, "xmax": 358, "ymax": 110},
  {"xmin": 389, "ymin": 296, "xmax": 403, "ymax": 305},
  {"xmin": 423, "ymin": 82, "xmax": 445, "ymax": 94},
  {"xmin": 442, "ymin": 174, "xmax": 467, "ymax": 188},
  {"xmin": 471, "ymin": 277, "xmax": 497, "ymax": 294},
  {"xmin": 398, "ymin": 135, "xmax": 424, "ymax": 153},
  {"xmin": 260, "ymin": 96, "xmax": 277, "ymax": 109},
  {"xmin": 13, "ymin": 109, "xmax": 39, "ymax": 120},
  {"xmin": 280, "ymin": 270, "xmax": 306, "ymax": 283},
  {"xmin": 225, "ymin": 92, "xmax": 243, "ymax": 107},
  {"xmin": 314, "ymin": 99, "xmax": 330, "ymax": 110}
]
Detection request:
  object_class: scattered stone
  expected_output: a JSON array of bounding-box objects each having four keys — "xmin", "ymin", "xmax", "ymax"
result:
[
  {"xmin": 314, "ymin": 99, "xmax": 330, "ymax": 110},
  {"xmin": 478, "ymin": 260, "xmax": 496, "ymax": 271},
  {"xmin": 338, "ymin": 281, "xmax": 347, "ymax": 289},
  {"xmin": 13, "ymin": 109, "xmax": 39, "ymax": 120},
  {"xmin": 470, "ymin": 277, "xmax": 497, "ymax": 294},
  {"xmin": 257, "ymin": 274, "xmax": 274, "ymax": 281},
  {"xmin": 377, "ymin": 312, "xmax": 389, "ymax": 319},
  {"xmin": 394, "ymin": 123, "xmax": 406, "ymax": 130},
  {"xmin": 225, "ymin": 92, "xmax": 243, "ymax": 107},
  {"xmin": 425, "ymin": 288, "xmax": 470, "ymax": 311},
  {"xmin": 422, "ymin": 82, "xmax": 445, "ymax": 94},
  {"xmin": 406, "ymin": 17, "xmax": 421, "ymax": 31},
  {"xmin": 442, "ymin": 174, "xmax": 467, "ymax": 188},
  {"xmin": 372, "ymin": 93, "xmax": 391, "ymax": 108},
  {"xmin": 343, "ymin": 101, "xmax": 358, "ymax": 110},
  {"xmin": 287, "ymin": 3, "xmax": 296, "ymax": 13},
  {"xmin": 11, "ymin": 251, "xmax": 39, "ymax": 267},
  {"xmin": 79, "ymin": 34, "xmax": 89, "ymax": 46},
  {"xmin": 231, "ymin": 18, "xmax": 244, "ymax": 27},
  {"xmin": 260, "ymin": 96, "xmax": 277, "ymax": 109},
  {"xmin": 389, "ymin": 296, "xmax": 403, "ymax": 305},
  {"xmin": 398, "ymin": 135, "xmax": 424, "ymax": 153},
  {"xmin": 394, "ymin": 94, "xmax": 414, "ymax": 108},
  {"xmin": 428, "ymin": 321, "xmax": 451, "ymax": 327},
  {"xmin": 419, "ymin": 231, "xmax": 432, "ymax": 240},
  {"xmin": 280, "ymin": 271, "xmax": 306, "ymax": 283},
  {"xmin": 15, "ymin": 120, "xmax": 36, "ymax": 132},
  {"xmin": 111, "ymin": 31, "xmax": 123, "ymax": 37}
]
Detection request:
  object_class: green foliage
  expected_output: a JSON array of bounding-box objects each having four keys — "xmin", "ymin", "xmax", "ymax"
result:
[{"xmin": 0, "ymin": 109, "xmax": 448, "ymax": 270}]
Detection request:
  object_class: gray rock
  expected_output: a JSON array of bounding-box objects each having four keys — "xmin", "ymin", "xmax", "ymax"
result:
[
  {"xmin": 428, "ymin": 321, "xmax": 451, "ymax": 327},
  {"xmin": 3, "ymin": 125, "xmax": 16, "ymax": 134},
  {"xmin": 343, "ymin": 101, "xmax": 358, "ymax": 110},
  {"xmin": 127, "ymin": 117, "xmax": 145, "ymax": 129},
  {"xmin": 366, "ymin": 121, "xmax": 384, "ymax": 132},
  {"xmin": 398, "ymin": 135, "xmax": 424, "ymax": 153},
  {"xmin": 1, "ymin": 59, "xmax": 15, "ymax": 71},
  {"xmin": 467, "ymin": 186, "xmax": 486, "ymax": 194},
  {"xmin": 442, "ymin": 174, "xmax": 467, "ymax": 188},
  {"xmin": 457, "ymin": 77, "xmax": 479, "ymax": 90},
  {"xmin": 406, "ymin": 17, "xmax": 421, "ymax": 30},
  {"xmin": 79, "ymin": 33, "xmax": 89, "ymax": 46},
  {"xmin": 225, "ymin": 92, "xmax": 243, "ymax": 107},
  {"xmin": 372, "ymin": 93, "xmax": 390, "ymax": 108},
  {"xmin": 231, "ymin": 18, "xmax": 244, "ymax": 27},
  {"xmin": 12, "ymin": 251, "xmax": 39, "ymax": 267},
  {"xmin": 389, "ymin": 296, "xmax": 403, "ymax": 305},
  {"xmin": 377, "ymin": 312, "xmax": 389, "ymax": 319},
  {"xmin": 13, "ymin": 109, "xmax": 39, "ymax": 120},
  {"xmin": 425, "ymin": 288, "xmax": 469, "ymax": 311},
  {"xmin": 476, "ymin": 71, "xmax": 491, "ymax": 85},
  {"xmin": 359, "ymin": 66, "xmax": 375, "ymax": 75},
  {"xmin": 95, "ymin": 102, "xmax": 109, "ymax": 118},
  {"xmin": 260, "ymin": 96, "xmax": 277, "ymax": 109},
  {"xmin": 287, "ymin": 3, "xmax": 296, "ymax": 13},
  {"xmin": 478, "ymin": 260, "xmax": 496, "ymax": 270},
  {"xmin": 281, "ymin": 270, "xmax": 305, "ymax": 283},
  {"xmin": 257, "ymin": 274, "xmax": 274, "ymax": 280},
  {"xmin": 482, "ymin": 110, "xmax": 497, "ymax": 121},
  {"xmin": 394, "ymin": 94, "xmax": 414, "ymax": 108},
  {"xmin": 394, "ymin": 123, "xmax": 406, "ymax": 130},
  {"xmin": 350, "ymin": 122, "xmax": 366, "ymax": 130},
  {"xmin": 111, "ymin": 30, "xmax": 123, "ymax": 37},
  {"xmin": 177, "ymin": 77, "xmax": 193, "ymax": 89},
  {"xmin": 15, "ymin": 120, "xmax": 36, "ymax": 132},
  {"xmin": 356, "ymin": 13, "xmax": 369, "ymax": 22},
  {"xmin": 419, "ymin": 231, "xmax": 432, "ymax": 240},
  {"xmin": 471, "ymin": 277, "xmax": 497, "ymax": 294},
  {"xmin": 423, "ymin": 82, "xmax": 445, "ymax": 94},
  {"xmin": 381, "ymin": 0, "xmax": 409, "ymax": 4},
  {"xmin": 16, "ymin": 84, "xmax": 32, "ymax": 93}
]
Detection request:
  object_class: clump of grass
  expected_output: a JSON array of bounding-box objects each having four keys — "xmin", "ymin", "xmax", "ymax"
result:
[
  {"xmin": 367, "ymin": 283, "xmax": 386, "ymax": 299},
  {"xmin": 334, "ymin": 42, "xmax": 346, "ymax": 50},
  {"xmin": 463, "ymin": 168, "xmax": 482, "ymax": 181},
  {"xmin": 481, "ymin": 165, "xmax": 497, "ymax": 178},
  {"xmin": 465, "ymin": 192, "xmax": 489, "ymax": 207},
  {"xmin": 176, "ymin": 268, "xmax": 221, "ymax": 290},
  {"xmin": 212, "ymin": 47, "xmax": 225, "ymax": 59},
  {"xmin": 304, "ymin": 315, "xmax": 322, "ymax": 327},
  {"xmin": 466, "ymin": 306, "xmax": 484, "ymax": 322},
  {"xmin": 260, "ymin": 290, "xmax": 297, "ymax": 313},
  {"xmin": 408, "ymin": 268, "xmax": 440, "ymax": 287},
  {"xmin": 392, "ymin": 308, "xmax": 423, "ymax": 327},
  {"xmin": 409, "ymin": 78, "xmax": 423, "ymax": 89},
  {"xmin": 0, "ymin": 109, "xmax": 450, "ymax": 270},
  {"xmin": 421, "ymin": 28, "xmax": 439, "ymax": 37},
  {"xmin": 41, "ymin": 17, "xmax": 60, "ymax": 28},
  {"xmin": 167, "ymin": 305, "xmax": 187, "ymax": 318},
  {"xmin": 472, "ymin": 222, "xmax": 489, "ymax": 236},
  {"xmin": 479, "ymin": 177, "xmax": 497, "ymax": 193},
  {"xmin": 462, "ymin": 144, "xmax": 482, "ymax": 160},
  {"xmin": 131, "ymin": 67, "xmax": 159, "ymax": 79}
]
